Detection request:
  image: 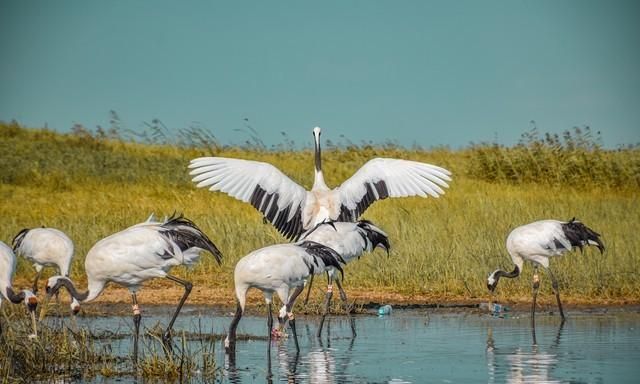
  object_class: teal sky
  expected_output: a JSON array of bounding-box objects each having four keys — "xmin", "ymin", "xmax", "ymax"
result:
[{"xmin": 1, "ymin": 1, "xmax": 639, "ymax": 148}]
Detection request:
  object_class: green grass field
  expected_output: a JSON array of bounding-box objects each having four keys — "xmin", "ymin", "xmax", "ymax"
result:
[{"xmin": 1, "ymin": 122, "xmax": 639, "ymax": 304}]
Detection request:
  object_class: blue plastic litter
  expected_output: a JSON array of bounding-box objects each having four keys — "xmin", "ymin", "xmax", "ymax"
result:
[{"xmin": 378, "ymin": 304, "xmax": 392, "ymax": 316}]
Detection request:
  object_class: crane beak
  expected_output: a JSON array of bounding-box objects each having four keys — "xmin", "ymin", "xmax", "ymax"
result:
[
  {"xmin": 29, "ymin": 311, "xmax": 38, "ymax": 339},
  {"xmin": 27, "ymin": 296, "xmax": 38, "ymax": 339}
]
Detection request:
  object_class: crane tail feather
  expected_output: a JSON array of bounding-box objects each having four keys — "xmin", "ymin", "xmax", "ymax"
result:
[{"xmin": 562, "ymin": 219, "xmax": 605, "ymax": 254}]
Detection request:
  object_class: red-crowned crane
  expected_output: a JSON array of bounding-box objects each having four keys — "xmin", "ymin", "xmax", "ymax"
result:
[
  {"xmin": 487, "ymin": 218, "xmax": 604, "ymax": 329},
  {"xmin": 12, "ymin": 227, "xmax": 80, "ymax": 313},
  {"xmin": 301, "ymin": 220, "xmax": 390, "ymax": 337},
  {"xmin": 225, "ymin": 239, "xmax": 344, "ymax": 355},
  {"xmin": 225, "ymin": 219, "xmax": 390, "ymax": 354},
  {"xmin": 45, "ymin": 214, "xmax": 223, "ymax": 362},
  {"xmin": 0, "ymin": 241, "xmax": 38, "ymax": 337},
  {"xmin": 189, "ymin": 126, "xmax": 451, "ymax": 241}
]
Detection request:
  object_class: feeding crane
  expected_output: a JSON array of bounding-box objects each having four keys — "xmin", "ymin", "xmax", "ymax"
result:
[
  {"xmin": 12, "ymin": 227, "xmax": 80, "ymax": 313},
  {"xmin": 301, "ymin": 220, "xmax": 390, "ymax": 337},
  {"xmin": 225, "ymin": 219, "xmax": 390, "ymax": 353},
  {"xmin": 487, "ymin": 218, "xmax": 604, "ymax": 328},
  {"xmin": 225, "ymin": 239, "xmax": 344, "ymax": 354},
  {"xmin": 45, "ymin": 214, "xmax": 223, "ymax": 362},
  {"xmin": 0, "ymin": 241, "xmax": 38, "ymax": 337}
]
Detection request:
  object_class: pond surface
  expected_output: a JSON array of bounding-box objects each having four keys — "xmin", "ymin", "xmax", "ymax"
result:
[{"xmin": 62, "ymin": 305, "xmax": 640, "ymax": 383}]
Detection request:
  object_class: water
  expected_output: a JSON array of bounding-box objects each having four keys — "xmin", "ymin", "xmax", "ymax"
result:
[{"xmin": 57, "ymin": 306, "xmax": 640, "ymax": 383}]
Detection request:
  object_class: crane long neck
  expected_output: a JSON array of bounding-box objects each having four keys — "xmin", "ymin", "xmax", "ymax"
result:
[
  {"xmin": 227, "ymin": 300, "xmax": 243, "ymax": 342},
  {"xmin": 313, "ymin": 135, "xmax": 328, "ymax": 190},
  {"xmin": 5, "ymin": 287, "xmax": 25, "ymax": 304},
  {"xmin": 53, "ymin": 278, "xmax": 90, "ymax": 302},
  {"xmin": 314, "ymin": 135, "xmax": 322, "ymax": 173},
  {"xmin": 496, "ymin": 265, "xmax": 520, "ymax": 280}
]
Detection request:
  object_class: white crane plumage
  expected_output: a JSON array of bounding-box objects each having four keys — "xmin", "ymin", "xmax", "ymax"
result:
[
  {"xmin": 189, "ymin": 126, "xmax": 451, "ymax": 241},
  {"xmin": 225, "ymin": 238, "xmax": 343, "ymax": 354},
  {"xmin": 225, "ymin": 219, "xmax": 389, "ymax": 353},
  {"xmin": 12, "ymin": 227, "xmax": 80, "ymax": 313},
  {"xmin": 0, "ymin": 241, "xmax": 38, "ymax": 337},
  {"xmin": 487, "ymin": 218, "xmax": 604, "ymax": 328},
  {"xmin": 301, "ymin": 220, "xmax": 390, "ymax": 337},
  {"xmin": 45, "ymin": 214, "xmax": 223, "ymax": 362}
]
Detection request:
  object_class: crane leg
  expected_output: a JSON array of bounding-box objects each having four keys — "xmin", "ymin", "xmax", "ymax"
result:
[
  {"xmin": 266, "ymin": 302, "xmax": 274, "ymax": 359},
  {"xmin": 162, "ymin": 275, "xmax": 193, "ymax": 353},
  {"xmin": 32, "ymin": 269, "xmax": 42, "ymax": 294},
  {"xmin": 131, "ymin": 293, "xmax": 142, "ymax": 365},
  {"xmin": 289, "ymin": 315, "xmax": 299, "ymax": 351},
  {"xmin": 335, "ymin": 279, "xmax": 356, "ymax": 337},
  {"xmin": 303, "ymin": 273, "xmax": 315, "ymax": 306},
  {"xmin": 531, "ymin": 324, "xmax": 537, "ymax": 346},
  {"xmin": 531, "ymin": 267, "xmax": 540, "ymax": 343},
  {"xmin": 317, "ymin": 277, "xmax": 334, "ymax": 338},
  {"xmin": 267, "ymin": 327, "xmax": 273, "ymax": 382},
  {"xmin": 547, "ymin": 269, "xmax": 566, "ymax": 321},
  {"xmin": 226, "ymin": 301, "xmax": 243, "ymax": 353},
  {"xmin": 285, "ymin": 285, "xmax": 304, "ymax": 351}
]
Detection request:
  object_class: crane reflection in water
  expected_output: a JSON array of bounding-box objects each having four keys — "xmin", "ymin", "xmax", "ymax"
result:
[{"xmin": 486, "ymin": 322, "xmax": 565, "ymax": 384}]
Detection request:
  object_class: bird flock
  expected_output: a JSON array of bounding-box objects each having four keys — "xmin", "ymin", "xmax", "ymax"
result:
[{"xmin": 0, "ymin": 127, "xmax": 605, "ymax": 364}]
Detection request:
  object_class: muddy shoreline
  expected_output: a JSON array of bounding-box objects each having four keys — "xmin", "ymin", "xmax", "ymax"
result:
[{"xmin": 39, "ymin": 284, "xmax": 640, "ymax": 317}]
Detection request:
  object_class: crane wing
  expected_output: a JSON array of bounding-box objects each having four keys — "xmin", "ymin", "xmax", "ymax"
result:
[
  {"xmin": 335, "ymin": 158, "xmax": 451, "ymax": 221},
  {"xmin": 189, "ymin": 157, "xmax": 307, "ymax": 240}
]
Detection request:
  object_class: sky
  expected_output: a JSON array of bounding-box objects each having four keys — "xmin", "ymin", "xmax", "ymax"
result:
[{"xmin": 1, "ymin": 0, "xmax": 639, "ymax": 148}]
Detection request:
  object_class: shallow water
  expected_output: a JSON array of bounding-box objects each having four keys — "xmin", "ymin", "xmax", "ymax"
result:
[{"xmin": 58, "ymin": 306, "xmax": 640, "ymax": 383}]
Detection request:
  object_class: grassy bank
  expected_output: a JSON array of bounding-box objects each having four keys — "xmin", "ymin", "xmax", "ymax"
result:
[{"xmin": 1, "ymin": 122, "xmax": 639, "ymax": 306}]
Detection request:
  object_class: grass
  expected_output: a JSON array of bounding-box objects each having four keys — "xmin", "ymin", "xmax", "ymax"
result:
[
  {"xmin": 0, "ymin": 304, "xmax": 221, "ymax": 382},
  {"xmin": 466, "ymin": 125, "xmax": 639, "ymax": 188},
  {"xmin": 0, "ymin": 120, "xmax": 638, "ymax": 306}
]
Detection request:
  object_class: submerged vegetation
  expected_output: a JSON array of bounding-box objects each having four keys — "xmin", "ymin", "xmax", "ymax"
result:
[
  {"xmin": 0, "ymin": 305, "xmax": 221, "ymax": 382},
  {"xmin": 0, "ymin": 119, "xmax": 639, "ymax": 380}
]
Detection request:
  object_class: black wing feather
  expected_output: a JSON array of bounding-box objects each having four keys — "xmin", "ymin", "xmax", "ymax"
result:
[
  {"xmin": 160, "ymin": 214, "xmax": 224, "ymax": 264},
  {"xmin": 248, "ymin": 184, "xmax": 305, "ymax": 241},
  {"xmin": 337, "ymin": 180, "xmax": 390, "ymax": 222},
  {"xmin": 12, "ymin": 228, "xmax": 31, "ymax": 252}
]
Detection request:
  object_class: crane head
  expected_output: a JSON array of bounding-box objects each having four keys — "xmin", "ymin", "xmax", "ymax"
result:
[
  {"xmin": 273, "ymin": 305, "xmax": 292, "ymax": 339},
  {"xmin": 71, "ymin": 298, "xmax": 81, "ymax": 315},
  {"xmin": 487, "ymin": 265, "xmax": 520, "ymax": 293},
  {"xmin": 487, "ymin": 271, "xmax": 499, "ymax": 293},
  {"xmin": 22, "ymin": 290, "xmax": 38, "ymax": 338},
  {"xmin": 23, "ymin": 290, "xmax": 37, "ymax": 313},
  {"xmin": 45, "ymin": 276, "xmax": 63, "ymax": 296}
]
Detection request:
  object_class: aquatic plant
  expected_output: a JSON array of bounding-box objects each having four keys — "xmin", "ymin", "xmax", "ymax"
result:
[{"xmin": 0, "ymin": 305, "xmax": 221, "ymax": 382}]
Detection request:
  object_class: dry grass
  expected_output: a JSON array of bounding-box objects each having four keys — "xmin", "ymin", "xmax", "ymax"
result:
[{"xmin": 1, "ymin": 121, "xmax": 638, "ymax": 306}]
